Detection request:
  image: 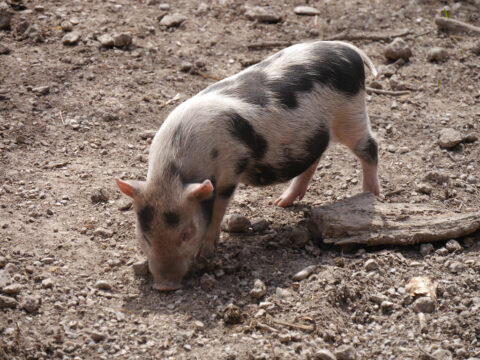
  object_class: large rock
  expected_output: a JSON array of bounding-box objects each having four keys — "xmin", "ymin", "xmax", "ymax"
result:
[{"xmin": 308, "ymin": 193, "xmax": 480, "ymax": 246}]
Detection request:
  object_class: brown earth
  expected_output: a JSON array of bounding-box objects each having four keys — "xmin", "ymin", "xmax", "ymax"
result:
[{"xmin": 1, "ymin": 0, "xmax": 480, "ymax": 359}]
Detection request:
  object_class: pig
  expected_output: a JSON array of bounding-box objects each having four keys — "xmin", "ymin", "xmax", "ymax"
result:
[{"xmin": 116, "ymin": 41, "xmax": 380, "ymax": 291}]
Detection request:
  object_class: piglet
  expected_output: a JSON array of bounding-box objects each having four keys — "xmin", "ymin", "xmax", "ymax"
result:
[{"xmin": 116, "ymin": 41, "xmax": 380, "ymax": 291}]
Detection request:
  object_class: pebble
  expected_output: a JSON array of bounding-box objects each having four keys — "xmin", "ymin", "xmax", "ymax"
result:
[
  {"xmin": 90, "ymin": 330, "xmax": 106, "ymax": 342},
  {"xmin": 61, "ymin": 20, "xmax": 73, "ymax": 32},
  {"xmin": 427, "ymin": 47, "xmax": 448, "ymax": 62},
  {"xmin": 445, "ymin": 239, "xmax": 462, "ymax": 252},
  {"xmin": 294, "ymin": 6, "xmax": 320, "ymax": 16},
  {"xmin": 221, "ymin": 214, "xmax": 251, "ymax": 233},
  {"xmin": 381, "ymin": 300, "xmax": 394, "ymax": 313},
  {"xmin": 132, "ymin": 260, "xmax": 149, "ymax": 276},
  {"xmin": 413, "ymin": 296, "xmax": 435, "ymax": 313},
  {"xmin": 384, "ymin": 38, "xmax": 412, "ymax": 61},
  {"xmin": 448, "ymin": 261, "xmax": 464, "ymax": 273},
  {"xmin": 32, "ymin": 85, "xmax": 50, "ymax": 95},
  {"xmin": 62, "ymin": 31, "xmax": 81, "ymax": 45},
  {"xmin": 180, "ymin": 61, "xmax": 193, "ymax": 72},
  {"xmin": 466, "ymin": 174, "xmax": 477, "ymax": 184},
  {"xmin": 2, "ymin": 283, "xmax": 22, "ymax": 295},
  {"xmin": 222, "ymin": 304, "xmax": 243, "ymax": 325},
  {"xmin": 423, "ymin": 171, "xmax": 449, "ymax": 185},
  {"xmin": 245, "ymin": 6, "xmax": 281, "ymax": 23},
  {"xmin": 0, "ymin": 43, "xmax": 10, "ymax": 55},
  {"xmin": 364, "ymin": 259, "xmax": 379, "ymax": 271},
  {"xmin": 387, "ymin": 144, "xmax": 396, "ymax": 153},
  {"xmin": 436, "ymin": 247, "xmax": 449, "ymax": 256},
  {"xmin": 0, "ymin": 270, "xmax": 10, "ymax": 288},
  {"xmin": 113, "ymin": 33, "xmax": 132, "ymax": 48},
  {"xmin": 0, "ymin": 1, "xmax": 12, "ymax": 29},
  {"xmin": 252, "ymin": 219, "xmax": 269, "ymax": 232},
  {"xmin": 289, "ymin": 226, "xmax": 310, "ymax": 248},
  {"xmin": 431, "ymin": 349, "xmax": 452, "ymax": 360},
  {"xmin": 438, "ymin": 128, "xmax": 463, "ymax": 149},
  {"xmin": 250, "ymin": 279, "xmax": 267, "ymax": 299},
  {"xmin": 335, "ymin": 345, "xmax": 357, "ymax": 360},
  {"xmin": 159, "ymin": 13, "xmax": 187, "ymax": 27},
  {"xmin": 278, "ymin": 332, "xmax": 292, "ymax": 344},
  {"xmin": 98, "ymin": 34, "xmax": 114, "ymax": 48},
  {"xmin": 94, "ymin": 280, "xmax": 113, "ymax": 290},
  {"xmin": 463, "ymin": 133, "xmax": 478, "ymax": 143},
  {"xmin": 0, "ymin": 294, "xmax": 17, "ymax": 309},
  {"xmin": 416, "ymin": 183, "xmax": 432, "ymax": 195},
  {"xmin": 42, "ymin": 278, "xmax": 54, "ymax": 289},
  {"xmin": 275, "ymin": 287, "xmax": 293, "ymax": 300},
  {"xmin": 292, "ymin": 265, "xmax": 316, "ymax": 281},
  {"xmin": 314, "ymin": 349, "xmax": 337, "ymax": 360},
  {"xmin": 0, "ymin": 256, "xmax": 6, "ymax": 267},
  {"xmin": 117, "ymin": 198, "xmax": 132, "ymax": 211},
  {"xmin": 91, "ymin": 188, "xmax": 109, "ymax": 203},
  {"xmin": 420, "ymin": 243, "xmax": 434, "ymax": 256},
  {"xmin": 93, "ymin": 227, "xmax": 114, "ymax": 238},
  {"xmin": 22, "ymin": 295, "xmax": 40, "ymax": 313}
]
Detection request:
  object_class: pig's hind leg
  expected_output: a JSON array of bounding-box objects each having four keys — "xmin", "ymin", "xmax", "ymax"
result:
[{"xmin": 275, "ymin": 158, "xmax": 320, "ymax": 207}]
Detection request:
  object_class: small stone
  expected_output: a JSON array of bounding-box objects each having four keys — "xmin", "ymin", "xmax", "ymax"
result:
[
  {"xmin": 0, "ymin": 1, "xmax": 12, "ymax": 30},
  {"xmin": 180, "ymin": 61, "xmax": 193, "ymax": 72},
  {"xmin": 381, "ymin": 300, "xmax": 394, "ymax": 313},
  {"xmin": 159, "ymin": 3, "xmax": 170, "ymax": 11},
  {"xmin": 98, "ymin": 34, "xmax": 114, "ymax": 48},
  {"xmin": 132, "ymin": 260, "xmax": 149, "ymax": 276},
  {"xmin": 200, "ymin": 273, "xmax": 216, "ymax": 289},
  {"xmin": 252, "ymin": 219, "xmax": 269, "ymax": 232},
  {"xmin": 335, "ymin": 345, "xmax": 357, "ymax": 360},
  {"xmin": 113, "ymin": 33, "xmax": 132, "ymax": 48},
  {"xmin": 61, "ymin": 20, "xmax": 73, "ymax": 32},
  {"xmin": 21, "ymin": 296, "xmax": 40, "ymax": 313},
  {"xmin": 221, "ymin": 214, "xmax": 251, "ymax": 233},
  {"xmin": 431, "ymin": 349, "xmax": 452, "ymax": 360},
  {"xmin": 42, "ymin": 278, "xmax": 54, "ymax": 289},
  {"xmin": 294, "ymin": 6, "xmax": 320, "ymax": 16},
  {"xmin": 91, "ymin": 188, "xmax": 109, "ymax": 203},
  {"xmin": 245, "ymin": 6, "xmax": 281, "ymax": 23},
  {"xmin": 448, "ymin": 261, "xmax": 464, "ymax": 273},
  {"xmin": 2, "ymin": 283, "xmax": 22, "ymax": 295},
  {"xmin": 250, "ymin": 279, "xmax": 267, "ymax": 299},
  {"xmin": 387, "ymin": 144, "xmax": 396, "ymax": 153},
  {"xmin": 463, "ymin": 133, "xmax": 478, "ymax": 143},
  {"xmin": 420, "ymin": 243, "xmax": 434, "ymax": 256},
  {"xmin": 413, "ymin": 296, "xmax": 435, "ymax": 313},
  {"xmin": 473, "ymin": 40, "xmax": 480, "ymax": 55},
  {"xmin": 466, "ymin": 174, "xmax": 477, "ymax": 184},
  {"xmin": 424, "ymin": 171, "xmax": 450, "ymax": 185},
  {"xmin": 436, "ymin": 247, "xmax": 449, "ymax": 256},
  {"xmin": 438, "ymin": 128, "xmax": 463, "ymax": 149},
  {"xmin": 385, "ymin": 38, "xmax": 412, "ymax": 61},
  {"xmin": 90, "ymin": 330, "xmax": 106, "ymax": 342},
  {"xmin": 222, "ymin": 304, "xmax": 243, "ymax": 325},
  {"xmin": 94, "ymin": 280, "xmax": 112, "ymax": 290},
  {"xmin": 314, "ymin": 349, "xmax": 336, "ymax": 360},
  {"xmin": 32, "ymin": 85, "xmax": 50, "ymax": 95},
  {"xmin": 62, "ymin": 31, "xmax": 81, "ymax": 45},
  {"xmin": 445, "ymin": 239, "xmax": 462, "ymax": 252},
  {"xmin": 278, "ymin": 332, "xmax": 292, "ymax": 344},
  {"xmin": 275, "ymin": 287, "xmax": 293, "ymax": 300},
  {"xmin": 292, "ymin": 265, "xmax": 316, "ymax": 281},
  {"xmin": 0, "ymin": 43, "xmax": 11, "ymax": 55},
  {"xmin": 364, "ymin": 259, "xmax": 379, "ymax": 271},
  {"xmin": 427, "ymin": 47, "xmax": 448, "ymax": 62},
  {"xmin": 0, "ymin": 256, "xmax": 6, "ymax": 268},
  {"xmin": 416, "ymin": 183, "xmax": 432, "ymax": 195},
  {"xmin": 117, "ymin": 198, "xmax": 132, "ymax": 211},
  {"xmin": 398, "ymin": 146, "xmax": 409, "ymax": 154},
  {"xmin": 159, "ymin": 13, "xmax": 187, "ymax": 27},
  {"xmin": 0, "ymin": 294, "xmax": 17, "ymax": 309},
  {"xmin": 93, "ymin": 227, "xmax": 114, "ymax": 238},
  {"xmin": 194, "ymin": 320, "xmax": 205, "ymax": 329}
]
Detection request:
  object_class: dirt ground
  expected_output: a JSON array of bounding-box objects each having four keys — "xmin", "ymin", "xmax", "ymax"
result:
[{"xmin": 1, "ymin": 0, "xmax": 480, "ymax": 359}]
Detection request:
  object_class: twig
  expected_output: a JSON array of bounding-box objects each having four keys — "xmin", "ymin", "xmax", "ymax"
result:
[
  {"xmin": 247, "ymin": 41, "xmax": 293, "ymax": 50},
  {"xmin": 256, "ymin": 322, "xmax": 279, "ymax": 333},
  {"xmin": 271, "ymin": 318, "xmax": 315, "ymax": 332},
  {"xmin": 158, "ymin": 93, "xmax": 181, "ymax": 109},
  {"xmin": 415, "ymin": 339, "xmax": 441, "ymax": 360},
  {"xmin": 327, "ymin": 29, "xmax": 411, "ymax": 41},
  {"xmin": 366, "ymin": 87, "xmax": 410, "ymax": 96},
  {"xmin": 384, "ymin": 189, "xmax": 404, "ymax": 197},
  {"xmin": 59, "ymin": 111, "xmax": 65, "ymax": 125},
  {"xmin": 435, "ymin": 16, "xmax": 480, "ymax": 35},
  {"xmin": 197, "ymin": 70, "xmax": 221, "ymax": 81}
]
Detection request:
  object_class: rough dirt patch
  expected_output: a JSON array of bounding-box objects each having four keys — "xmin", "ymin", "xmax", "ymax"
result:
[{"xmin": 0, "ymin": 0, "xmax": 479, "ymax": 359}]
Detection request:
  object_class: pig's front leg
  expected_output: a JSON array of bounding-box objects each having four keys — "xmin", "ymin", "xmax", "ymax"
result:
[
  {"xmin": 200, "ymin": 195, "xmax": 232, "ymax": 256},
  {"xmin": 275, "ymin": 158, "xmax": 321, "ymax": 207}
]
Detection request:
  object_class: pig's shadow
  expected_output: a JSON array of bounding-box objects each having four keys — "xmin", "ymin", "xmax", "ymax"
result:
[{"xmin": 121, "ymin": 193, "xmax": 379, "ymax": 326}]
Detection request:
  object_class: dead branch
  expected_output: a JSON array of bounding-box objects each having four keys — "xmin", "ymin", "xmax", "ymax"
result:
[
  {"xmin": 256, "ymin": 322, "xmax": 279, "ymax": 333},
  {"xmin": 327, "ymin": 29, "xmax": 411, "ymax": 41},
  {"xmin": 435, "ymin": 17, "xmax": 480, "ymax": 35},
  {"xmin": 247, "ymin": 41, "xmax": 293, "ymax": 50},
  {"xmin": 366, "ymin": 87, "xmax": 411, "ymax": 96},
  {"xmin": 197, "ymin": 70, "xmax": 221, "ymax": 81},
  {"xmin": 271, "ymin": 319, "xmax": 315, "ymax": 332}
]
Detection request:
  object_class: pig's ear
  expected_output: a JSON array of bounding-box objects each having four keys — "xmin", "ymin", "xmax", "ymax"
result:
[
  {"xmin": 186, "ymin": 179, "xmax": 214, "ymax": 201},
  {"xmin": 115, "ymin": 178, "xmax": 141, "ymax": 199}
]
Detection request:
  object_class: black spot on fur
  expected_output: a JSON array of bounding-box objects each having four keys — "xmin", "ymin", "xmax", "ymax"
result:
[
  {"xmin": 200, "ymin": 196, "xmax": 215, "ymax": 226},
  {"xmin": 218, "ymin": 184, "xmax": 236, "ymax": 199},
  {"xmin": 163, "ymin": 211, "xmax": 180, "ymax": 227},
  {"xmin": 355, "ymin": 136, "xmax": 378, "ymax": 165},
  {"xmin": 230, "ymin": 71, "xmax": 269, "ymax": 106},
  {"xmin": 210, "ymin": 148, "xmax": 219, "ymax": 159},
  {"xmin": 247, "ymin": 163, "xmax": 278, "ymax": 186},
  {"xmin": 235, "ymin": 157, "xmax": 249, "ymax": 175},
  {"xmin": 138, "ymin": 205, "xmax": 155, "ymax": 232},
  {"xmin": 226, "ymin": 112, "xmax": 268, "ymax": 160}
]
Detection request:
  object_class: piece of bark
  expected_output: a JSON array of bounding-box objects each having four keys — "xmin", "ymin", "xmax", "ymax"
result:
[
  {"xmin": 435, "ymin": 17, "xmax": 480, "ymax": 35},
  {"xmin": 308, "ymin": 193, "xmax": 480, "ymax": 246}
]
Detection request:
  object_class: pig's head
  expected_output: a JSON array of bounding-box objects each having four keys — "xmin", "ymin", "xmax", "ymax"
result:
[{"xmin": 115, "ymin": 177, "xmax": 214, "ymax": 291}]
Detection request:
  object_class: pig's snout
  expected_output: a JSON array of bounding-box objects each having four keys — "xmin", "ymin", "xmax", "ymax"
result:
[
  {"xmin": 152, "ymin": 280, "xmax": 182, "ymax": 292},
  {"xmin": 148, "ymin": 257, "xmax": 186, "ymax": 292}
]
